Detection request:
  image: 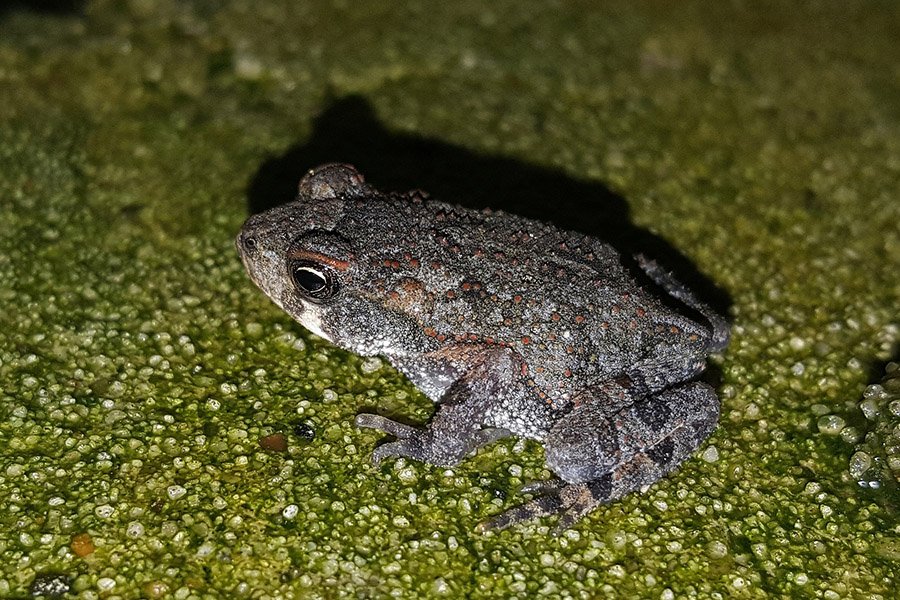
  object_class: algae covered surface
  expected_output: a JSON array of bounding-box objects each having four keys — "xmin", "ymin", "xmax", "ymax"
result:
[{"xmin": 1, "ymin": 1, "xmax": 898, "ymax": 597}]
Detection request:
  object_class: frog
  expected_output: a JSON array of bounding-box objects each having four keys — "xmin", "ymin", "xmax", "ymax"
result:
[{"xmin": 236, "ymin": 163, "xmax": 729, "ymax": 532}]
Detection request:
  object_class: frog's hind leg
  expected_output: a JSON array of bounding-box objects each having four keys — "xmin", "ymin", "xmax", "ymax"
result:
[{"xmin": 479, "ymin": 381, "xmax": 719, "ymax": 533}]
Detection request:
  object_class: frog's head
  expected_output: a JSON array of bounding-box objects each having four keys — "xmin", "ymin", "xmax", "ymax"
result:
[{"xmin": 237, "ymin": 164, "xmax": 431, "ymax": 356}]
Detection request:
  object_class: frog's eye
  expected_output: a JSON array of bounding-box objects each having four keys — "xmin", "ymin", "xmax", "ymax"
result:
[{"xmin": 289, "ymin": 260, "xmax": 338, "ymax": 301}]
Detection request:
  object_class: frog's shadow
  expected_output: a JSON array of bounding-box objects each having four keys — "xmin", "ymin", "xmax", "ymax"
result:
[
  {"xmin": 0, "ymin": 0, "xmax": 84, "ymax": 18},
  {"xmin": 246, "ymin": 95, "xmax": 731, "ymax": 331}
]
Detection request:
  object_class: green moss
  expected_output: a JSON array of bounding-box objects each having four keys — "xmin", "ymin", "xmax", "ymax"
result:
[{"xmin": 1, "ymin": 1, "xmax": 898, "ymax": 598}]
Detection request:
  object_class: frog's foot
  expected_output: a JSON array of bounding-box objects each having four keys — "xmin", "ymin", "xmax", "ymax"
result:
[
  {"xmin": 355, "ymin": 413, "xmax": 430, "ymax": 465},
  {"xmin": 480, "ymin": 382, "xmax": 720, "ymax": 533},
  {"xmin": 477, "ymin": 476, "xmax": 613, "ymax": 535},
  {"xmin": 355, "ymin": 412, "xmax": 510, "ymax": 467}
]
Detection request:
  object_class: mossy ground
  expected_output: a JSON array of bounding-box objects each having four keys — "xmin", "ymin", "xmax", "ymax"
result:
[{"xmin": 1, "ymin": 1, "xmax": 898, "ymax": 598}]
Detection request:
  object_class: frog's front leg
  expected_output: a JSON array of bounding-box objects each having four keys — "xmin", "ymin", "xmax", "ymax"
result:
[
  {"xmin": 480, "ymin": 380, "xmax": 719, "ymax": 533},
  {"xmin": 355, "ymin": 346, "xmax": 519, "ymax": 467}
]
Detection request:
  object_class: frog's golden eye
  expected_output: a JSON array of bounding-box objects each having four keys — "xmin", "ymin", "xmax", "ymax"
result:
[{"xmin": 289, "ymin": 260, "xmax": 339, "ymax": 301}]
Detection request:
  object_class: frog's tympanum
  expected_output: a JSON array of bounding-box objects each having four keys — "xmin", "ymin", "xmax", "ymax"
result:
[{"xmin": 237, "ymin": 163, "xmax": 729, "ymax": 532}]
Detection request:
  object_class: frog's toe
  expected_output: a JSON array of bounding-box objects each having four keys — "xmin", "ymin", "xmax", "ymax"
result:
[
  {"xmin": 477, "ymin": 492, "xmax": 564, "ymax": 533},
  {"xmin": 370, "ymin": 439, "xmax": 420, "ymax": 465},
  {"xmin": 479, "ymin": 477, "xmax": 613, "ymax": 534},
  {"xmin": 355, "ymin": 413, "xmax": 418, "ymax": 438},
  {"xmin": 519, "ymin": 479, "xmax": 565, "ymax": 495}
]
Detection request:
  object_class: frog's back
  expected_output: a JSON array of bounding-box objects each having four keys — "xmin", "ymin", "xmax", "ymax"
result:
[{"xmin": 342, "ymin": 194, "xmax": 706, "ymax": 393}]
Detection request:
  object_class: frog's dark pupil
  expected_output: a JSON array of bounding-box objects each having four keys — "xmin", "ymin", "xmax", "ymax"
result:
[{"xmin": 294, "ymin": 267, "xmax": 326, "ymax": 293}]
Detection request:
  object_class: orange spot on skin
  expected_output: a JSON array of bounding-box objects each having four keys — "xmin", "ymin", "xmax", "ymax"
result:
[
  {"xmin": 551, "ymin": 312, "xmax": 561, "ymax": 321},
  {"xmin": 670, "ymin": 325, "xmax": 680, "ymax": 334},
  {"xmin": 574, "ymin": 315, "xmax": 585, "ymax": 324},
  {"xmin": 611, "ymin": 304, "xmax": 621, "ymax": 314},
  {"xmin": 424, "ymin": 327, "xmax": 437, "ymax": 337},
  {"xmin": 600, "ymin": 321, "xmax": 610, "ymax": 329},
  {"xmin": 513, "ymin": 295, "xmax": 523, "ymax": 304},
  {"xmin": 521, "ymin": 336, "xmax": 531, "ymax": 345},
  {"xmin": 409, "ymin": 259, "xmax": 420, "ymax": 268},
  {"xmin": 564, "ymin": 368, "xmax": 573, "ymax": 377},
  {"xmin": 401, "ymin": 279, "xmax": 423, "ymax": 293},
  {"xmin": 636, "ymin": 307, "xmax": 646, "ymax": 317},
  {"xmin": 288, "ymin": 250, "xmax": 351, "ymax": 271}
]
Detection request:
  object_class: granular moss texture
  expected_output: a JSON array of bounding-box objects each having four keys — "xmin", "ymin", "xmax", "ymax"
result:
[{"xmin": 1, "ymin": 1, "xmax": 898, "ymax": 598}]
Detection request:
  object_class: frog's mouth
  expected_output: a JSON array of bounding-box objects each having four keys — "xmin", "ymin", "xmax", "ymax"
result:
[{"xmin": 291, "ymin": 303, "xmax": 334, "ymax": 343}]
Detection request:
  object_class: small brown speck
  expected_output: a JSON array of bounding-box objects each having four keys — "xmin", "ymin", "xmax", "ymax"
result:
[
  {"xmin": 259, "ymin": 433, "xmax": 288, "ymax": 453},
  {"xmin": 71, "ymin": 533, "xmax": 95, "ymax": 557}
]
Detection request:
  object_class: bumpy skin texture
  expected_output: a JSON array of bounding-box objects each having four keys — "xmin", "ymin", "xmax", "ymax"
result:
[{"xmin": 237, "ymin": 163, "xmax": 729, "ymax": 532}]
